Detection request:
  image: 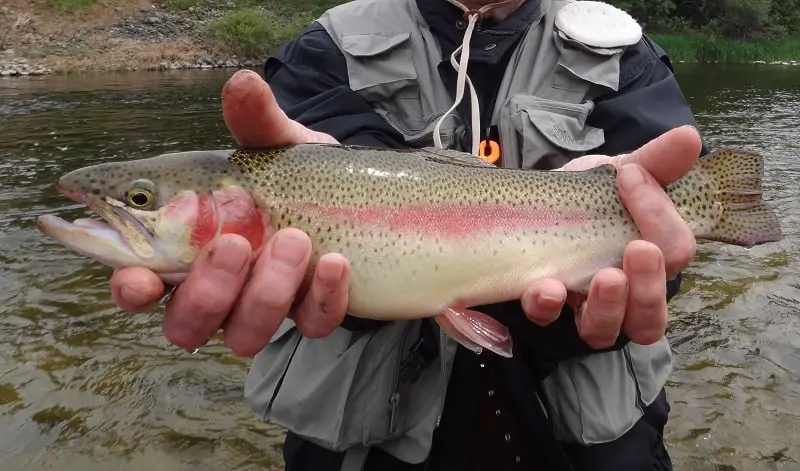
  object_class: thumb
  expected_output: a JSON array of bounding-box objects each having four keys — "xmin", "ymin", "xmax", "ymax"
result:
[
  {"xmin": 614, "ymin": 125, "xmax": 703, "ymax": 186},
  {"xmin": 221, "ymin": 70, "xmax": 338, "ymax": 148}
]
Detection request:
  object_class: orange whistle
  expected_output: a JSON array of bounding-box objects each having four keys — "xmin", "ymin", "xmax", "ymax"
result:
[{"xmin": 478, "ymin": 139, "xmax": 500, "ymax": 164}]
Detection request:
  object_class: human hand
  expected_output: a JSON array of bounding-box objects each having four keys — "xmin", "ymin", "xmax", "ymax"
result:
[
  {"xmin": 110, "ymin": 70, "xmax": 351, "ymax": 356},
  {"xmin": 520, "ymin": 125, "xmax": 702, "ymax": 349}
]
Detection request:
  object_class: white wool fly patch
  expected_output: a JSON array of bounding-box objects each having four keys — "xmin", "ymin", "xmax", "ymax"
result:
[{"xmin": 555, "ymin": 1, "xmax": 642, "ymax": 49}]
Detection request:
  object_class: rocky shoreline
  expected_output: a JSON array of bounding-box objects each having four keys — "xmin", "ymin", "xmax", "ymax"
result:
[
  {"xmin": 0, "ymin": 59, "xmax": 261, "ymax": 77},
  {"xmin": 0, "ymin": 53, "xmax": 264, "ymax": 76},
  {"xmin": 1, "ymin": 2, "xmax": 799, "ymax": 78},
  {"xmin": 0, "ymin": 3, "xmax": 270, "ymax": 77},
  {"xmin": 3, "ymin": 58, "xmax": 797, "ymax": 79}
]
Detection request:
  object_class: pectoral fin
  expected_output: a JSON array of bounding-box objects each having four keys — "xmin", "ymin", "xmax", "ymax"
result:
[{"xmin": 435, "ymin": 307, "xmax": 513, "ymax": 358}]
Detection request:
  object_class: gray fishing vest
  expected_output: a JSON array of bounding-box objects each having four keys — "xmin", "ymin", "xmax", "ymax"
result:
[{"xmin": 243, "ymin": 0, "xmax": 674, "ymax": 468}]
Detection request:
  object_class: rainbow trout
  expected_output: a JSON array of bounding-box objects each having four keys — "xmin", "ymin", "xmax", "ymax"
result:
[{"xmin": 37, "ymin": 145, "xmax": 784, "ymax": 357}]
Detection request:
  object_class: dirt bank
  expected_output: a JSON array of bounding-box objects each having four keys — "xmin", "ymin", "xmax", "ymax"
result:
[{"xmin": 0, "ymin": 0, "xmax": 278, "ymax": 76}]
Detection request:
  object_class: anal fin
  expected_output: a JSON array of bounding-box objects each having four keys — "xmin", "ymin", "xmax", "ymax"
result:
[{"xmin": 434, "ymin": 307, "xmax": 514, "ymax": 358}]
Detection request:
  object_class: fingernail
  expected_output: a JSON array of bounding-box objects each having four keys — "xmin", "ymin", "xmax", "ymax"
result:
[
  {"xmin": 120, "ymin": 285, "xmax": 150, "ymax": 307},
  {"xmin": 536, "ymin": 292, "xmax": 562, "ymax": 306},
  {"xmin": 628, "ymin": 251, "xmax": 660, "ymax": 274},
  {"xmin": 272, "ymin": 232, "xmax": 308, "ymax": 268},
  {"xmin": 619, "ymin": 164, "xmax": 646, "ymax": 191},
  {"xmin": 317, "ymin": 260, "xmax": 344, "ymax": 284},
  {"xmin": 209, "ymin": 238, "xmax": 249, "ymax": 275}
]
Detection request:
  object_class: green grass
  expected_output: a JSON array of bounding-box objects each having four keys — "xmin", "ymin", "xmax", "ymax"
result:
[{"xmin": 651, "ymin": 33, "xmax": 800, "ymax": 63}]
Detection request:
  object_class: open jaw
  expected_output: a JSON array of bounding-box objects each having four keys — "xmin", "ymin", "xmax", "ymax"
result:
[{"xmin": 37, "ymin": 189, "xmax": 159, "ymax": 271}]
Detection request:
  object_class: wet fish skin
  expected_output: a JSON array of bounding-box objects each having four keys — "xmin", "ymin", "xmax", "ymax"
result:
[{"xmin": 37, "ymin": 144, "xmax": 784, "ymax": 358}]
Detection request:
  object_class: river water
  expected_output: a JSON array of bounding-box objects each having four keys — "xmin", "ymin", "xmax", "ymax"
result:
[{"xmin": 0, "ymin": 65, "xmax": 798, "ymax": 471}]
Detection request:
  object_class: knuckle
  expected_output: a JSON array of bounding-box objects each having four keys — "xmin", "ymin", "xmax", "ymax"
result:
[
  {"xmin": 254, "ymin": 284, "xmax": 297, "ymax": 312},
  {"xmin": 295, "ymin": 299, "xmax": 343, "ymax": 339},
  {"xmin": 580, "ymin": 308, "xmax": 623, "ymax": 349},
  {"xmin": 636, "ymin": 300, "xmax": 664, "ymax": 317}
]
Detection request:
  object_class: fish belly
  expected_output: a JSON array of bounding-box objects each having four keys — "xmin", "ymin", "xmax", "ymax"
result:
[{"xmin": 304, "ymin": 221, "xmax": 633, "ymax": 320}]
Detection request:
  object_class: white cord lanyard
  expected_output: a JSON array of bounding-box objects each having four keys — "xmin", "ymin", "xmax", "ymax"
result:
[{"xmin": 432, "ymin": 0, "xmax": 519, "ymax": 156}]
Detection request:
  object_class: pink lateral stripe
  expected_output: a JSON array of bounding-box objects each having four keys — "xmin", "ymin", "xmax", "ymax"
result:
[{"xmin": 290, "ymin": 202, "xmax": 587, "ymax": 237}]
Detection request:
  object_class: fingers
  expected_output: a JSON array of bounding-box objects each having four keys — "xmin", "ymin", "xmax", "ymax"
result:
[
  {"xmin": 574, "ymin": 242, "xmax": 668, "ymax": 349},
  {"xmin": 576, "ymin": 268, "xmax": 629, "ymax": 349},
  {"xmin": 221, "ymin": 69, "xmax": 338, "ymax": 147},
  {"xmin": 162, "ymin": 234, "xmax": 252, "ymax": 350},
  {"xmin": 110, "ymin": 267, "xmax": 166, "ymax": 313},
  {"xmin": 293, "ymin": 253, "xmax": 351, "ymax": 338},
  {"xmin": 222, "ymin": 228, "xmax": 312, "ymax": 356},
  {"xmin": 221, "ymin": 229, "xmax": 350, "ymax": 356},
  {"xmin": 617, "ymin": 163, "xmax": 696, "ymax": 277},
  {"xmin": 621, "ymin": 240, "xmax": 668, "ymax": 345},
  {"xmin": 521, "ymin": 278, "xmax": 567, "ymax": 326},
  {"xmin": 615, "ymin": 125, "xmax": 703, "ymax": 186}
]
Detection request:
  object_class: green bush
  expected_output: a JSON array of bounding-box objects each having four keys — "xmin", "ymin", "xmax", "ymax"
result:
[
  {"xmin": 205, "ymin": 7, "xmax": 302, "ymax": 58},
  {"xmin": 606, "ymin": 0, "xmax": 800, "ymax": 40}
]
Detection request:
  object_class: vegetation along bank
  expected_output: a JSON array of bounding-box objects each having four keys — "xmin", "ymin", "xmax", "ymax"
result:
[{"xmin": 1, "ymin": 0, "xmax": 798, "ymax": 77}]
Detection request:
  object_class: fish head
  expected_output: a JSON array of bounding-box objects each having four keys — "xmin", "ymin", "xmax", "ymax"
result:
[{"xmin": 37, "ymin": 150, "xmax": 268, "ymax": 285}]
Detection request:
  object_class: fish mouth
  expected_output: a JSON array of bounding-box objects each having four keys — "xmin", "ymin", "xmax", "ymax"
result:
[{"xmin": 37, "ymin": 182, "xmax": 157, "ymax": 269}]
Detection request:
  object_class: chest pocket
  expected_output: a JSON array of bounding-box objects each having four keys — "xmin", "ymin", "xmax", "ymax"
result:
[
  {"xmin": 340, "ymin": 32, "xmax": 428, "ymax": 131},
  {"xmin": 339, "ymin": 32, "xmax": 460, "ymax": 147},
  {"xmin": 496, "ymin": 29, "xmax": 626, "ymax": 170},
  {"xmin": 499, "ymin": 95, "xmax": 605, "ymax": 170}
]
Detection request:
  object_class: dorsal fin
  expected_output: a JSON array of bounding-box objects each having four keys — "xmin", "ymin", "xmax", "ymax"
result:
[
  {"xmin": 590, "ymin": 163, "xmax": 618, "ymax": 176},
  {"xmin": 418, "ymin": 147, "xmax": 498, "ymax": 169},
  {"xmin": 305, "ymin": 143, "xmax": 498, "ymax": 169},
  {"xmin": 573, "ymin": 163, "xmax": 618, "ymax": 177}
]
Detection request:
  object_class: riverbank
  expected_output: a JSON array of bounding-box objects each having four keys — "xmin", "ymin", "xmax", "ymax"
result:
[
  {"xmin": 0, "ymin": 0, "xmax": 332, "ymax": 76},
  {"xmin": 1, "ymin": 1, "xmax": 799, "ymax": 77},
  {"xmin": 651, "ymin": 34, "xmax": 800, "ymax": 66}
]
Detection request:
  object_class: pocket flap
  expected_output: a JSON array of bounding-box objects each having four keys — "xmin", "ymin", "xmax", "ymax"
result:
[
  {"xmin": 341, "ymin": 32, "xmax": 412, "ymax": 57},
  {"xmin": 339, "ymin": 32, "xmax": 416, "ymax": 94},
  {"xmin": 555, "ymin": 31, "xmax": 624, "ymax": 92},
  {"xmin": 520, "ymin": 98, "xmax": 605, "ymax": 152}
]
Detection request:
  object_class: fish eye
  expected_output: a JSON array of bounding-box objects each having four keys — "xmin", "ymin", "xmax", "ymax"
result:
[
  {"xmin": 126, "ymin": 189, "xmax": 153, "ymax": 209},
  {"xmin": 124, "ymin": 179, "xmax": 157, "ymax": 209}
]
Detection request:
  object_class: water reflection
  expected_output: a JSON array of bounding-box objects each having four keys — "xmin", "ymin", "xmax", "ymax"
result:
[{"xmin": 0, "ymin": 65, "xmax": 798, "ymax": 471}]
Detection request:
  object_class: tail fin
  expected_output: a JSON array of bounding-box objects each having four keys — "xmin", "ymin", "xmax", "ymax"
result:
[{"xmin": 700, "ymin": 149, "xmax": 783, "ymax": 247}]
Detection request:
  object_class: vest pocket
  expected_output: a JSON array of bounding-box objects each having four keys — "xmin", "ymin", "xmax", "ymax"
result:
[
  {"xmin": 540, "ymin": 347, "xmax": 643, "ymax": 445},
  {"xmin": 340, "ymin": 32, "xmax": 419, "ymax": 103},
  {"xmin": 243, "ymin": 318, "xmax": 435, "ymax": 451},
  {"xmin": 539, "ymin": 338, "xmax": 673, "ymax": 446},
  {"xmin": 499, "ymin": 94, "xmax": 605, "ymax": 170}
]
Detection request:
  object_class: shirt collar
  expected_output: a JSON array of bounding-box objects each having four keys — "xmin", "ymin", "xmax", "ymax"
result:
[{"xmin": 416, "ymin": 0, "xmax": 542, "ymax": 57}]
